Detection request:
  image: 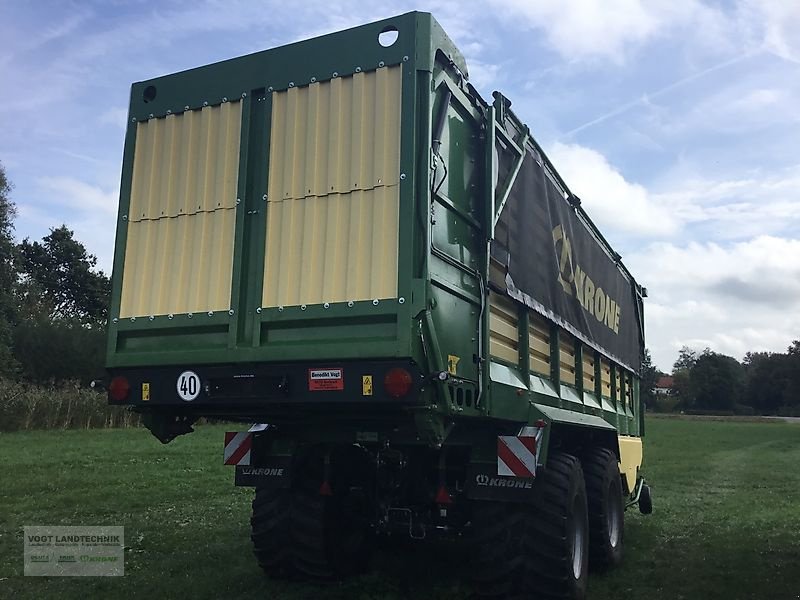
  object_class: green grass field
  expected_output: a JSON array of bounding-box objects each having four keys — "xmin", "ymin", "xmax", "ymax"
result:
[{"xmin": 1, "ymin": 417, "xmax": 799, "ymax": 599}]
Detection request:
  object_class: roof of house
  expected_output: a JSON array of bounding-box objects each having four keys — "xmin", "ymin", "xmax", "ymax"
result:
[{"xmin": 656, "ymin": 376, "xmax": 674, "ymax": 388}]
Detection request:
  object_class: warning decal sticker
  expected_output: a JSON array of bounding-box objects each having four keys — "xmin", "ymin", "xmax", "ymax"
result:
[
  {"xmin": 308, "ymin": 368, "xmax": 344, "ymax": 391},
  {"xmin": 362, "ymin": 375, "xmax": 373, "ymax": 396}
]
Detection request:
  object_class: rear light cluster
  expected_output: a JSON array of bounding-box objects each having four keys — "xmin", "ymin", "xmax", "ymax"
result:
[
  {"xmin": 383, "ymin": 367, "xmax": 413, "ymax": 398},
  {"xmin": 109, "ymin": 376, "xmax": 130, "ymax": 402}
]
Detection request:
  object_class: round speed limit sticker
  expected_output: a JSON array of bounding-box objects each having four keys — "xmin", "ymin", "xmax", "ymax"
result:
[{"xmin": 176, "ymin": 370, "xmax": 201, "ymax": 401}]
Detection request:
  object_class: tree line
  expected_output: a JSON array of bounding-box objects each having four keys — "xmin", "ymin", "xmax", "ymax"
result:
[{"xmin": 641, "ymin": 343, "xmax": 800, "ymax": 416}]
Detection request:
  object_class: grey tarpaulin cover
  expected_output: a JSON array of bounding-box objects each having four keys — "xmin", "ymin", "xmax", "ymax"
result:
[{"xmin": 491, "ymin": 152, "xmax": 644, "ymax": 373}]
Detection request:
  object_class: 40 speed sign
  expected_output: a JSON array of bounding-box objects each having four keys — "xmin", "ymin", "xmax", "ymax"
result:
[{"xmin": 177, "ymin": 370, "xmax": 201, "ymax": 401}]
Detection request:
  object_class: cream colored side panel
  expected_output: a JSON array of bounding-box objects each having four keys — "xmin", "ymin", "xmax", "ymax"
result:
[
  {"xmin": 528, "ymin": 312, "xmax": 551, "ymax": 376},
  {"xmin": 489, "ymin": 294, "xmax": 519, "ymax": 365},
  {"xmin": 559, "ymin": 335, "xmax": 576, "ymax": 385},
  {"xmin": 618, "ymin": 435, "xmax": 643, "ymax": 492},
  {"xmin": 263, "ymin": 66, "xmax": 402, "ymax": 308},
  {"xmin": 583, "ymin": 352, "xmax": 595, "ymax": 392},
  {"xmin": 600, "ymin": 358, "xmax": 612, "ymax": 397},
  {"xmin": 120, "ymin": 102, "xmax": 241, "ymax": 318}
]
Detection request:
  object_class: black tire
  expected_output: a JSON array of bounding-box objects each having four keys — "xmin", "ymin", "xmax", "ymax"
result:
[
  {"xmin": 251, "ymin": 447, "xmax": 373, "ymax": 580},
  {"xmin": 471, "ymin": 452, "xmax": 589, "ymax": 600},
  {"xmin": 582, "ymin": 448, "xmax": 624, "ymax": 569},
  {"xmin": 639, "ymin": 483, "xmax": 653, "ymax": 515},
  {"xmin": 251, "ymin": 486, "xmax": 294, "ymax": 578}
]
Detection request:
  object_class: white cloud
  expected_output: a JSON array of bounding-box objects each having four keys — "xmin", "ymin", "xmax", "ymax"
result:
[
  {"xmin": 656, "ymin": 80, "xmax": 800, "ymax": 139},
  {"xmin": 544, "ymin": 141, "xmax": 800, "ymax": 245},
  {"xmin": 99, "ymin": 107, "xmax": 128, "ymax": 131},
  {"xmin": 22, "ymin": 177, "xmax": 120, "ymax": 271},
  {"xmin": 466, "ymin": 59, "xmax": 501, "ymax": 92},
  {"xmin": 628, "ymin": 236, "xmax": 800, "ymax": 369},
  {"xmin": 488, "ymin": 0, "xmax": 727, "ymax": 62},
  {"xmin": 652, "ymin": 165, "xmax": 800, "ymax": 239},
  {"xmin": 546, "ymin": 142, "xmax": 680, "ymax": 237},
  {"xmin": 637, "ymin": 236, "xmax": 800, "ymax": 299},
  {"xmin": 740, "ymin": 0, "xmax": 800, "ymax": 63},
  {"xmin": 37, "ymin": 176, "xmax": 118, "ymax": 217}
]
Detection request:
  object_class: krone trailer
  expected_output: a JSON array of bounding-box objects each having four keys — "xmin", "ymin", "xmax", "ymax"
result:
[{"xmin": 106, "ymin": 12, "xmax": 652, "ymax": 599}]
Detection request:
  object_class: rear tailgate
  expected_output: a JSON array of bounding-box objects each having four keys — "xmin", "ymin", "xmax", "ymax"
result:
[{"xmin": 106, "ymin": 14, "xmax": 424, "ymax": 370}]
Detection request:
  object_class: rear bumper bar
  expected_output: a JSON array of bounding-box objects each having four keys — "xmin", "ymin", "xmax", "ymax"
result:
[{"xmin": 107, "ymin": 359, "xmax": 425, "ymax": 408}]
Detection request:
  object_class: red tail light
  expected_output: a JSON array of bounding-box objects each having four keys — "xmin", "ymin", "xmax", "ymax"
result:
[
  {"xmin": 319, "ymin": 480, "xmax": 333, "ymax": 496},
  {"xmin": 384, "ymin": 367, "xmax": 413, "ymax": 398},
  {"xmin": 435, "ymin": 484, "xmax": 452, "ymax": 505},
  {"xmin": 109, "ymin": 376, "xmax": 131, "ymax": 402}
]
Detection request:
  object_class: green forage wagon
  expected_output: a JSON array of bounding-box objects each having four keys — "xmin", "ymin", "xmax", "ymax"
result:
[{"xmin": 106, "ymin": 12, "xmax": 652, "ymax": 599}]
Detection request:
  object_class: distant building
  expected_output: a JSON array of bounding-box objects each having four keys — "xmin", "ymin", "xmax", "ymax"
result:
[{"xmin": 654, "ymin": 376, "xmax": 674, "ymax": 397}]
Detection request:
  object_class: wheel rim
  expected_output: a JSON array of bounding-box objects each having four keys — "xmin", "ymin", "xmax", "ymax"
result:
[
  {"xmin": 608, "ymin": 492, "xmax": 621, "ymax": 548},
  {"xmin": 570, "ymin": 496, "xmax": 586, "ymax": 579}
]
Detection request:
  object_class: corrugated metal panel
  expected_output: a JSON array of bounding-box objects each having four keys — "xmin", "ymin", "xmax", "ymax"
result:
[
  {"xmin": 559, "ymin": 335, "xmax": 576, "ymax": 386},
  {"xmin": 600, "ymin": 358, "xmax": 612, "ymax": 397},
  {"xmin": 128, "ymin": 103, "xmax": 242, "ymax": 219},
  {"xmin": 528, "ymin": 312, "xmax": 550, "ymax": 376},
  {"xmin": 583, "ymin": 351, "xmax": 595, "ymax": 393},
  {"xmin": 489, "ymin": 294, "xmax": 519, "ymax": 365},
  {"xmin": 263, "ymin": 66, "xmax": 402, "ymax": 308},
  {"xmin": 120, "ymin": 102, "xmax": 242, "ymax": 317}
]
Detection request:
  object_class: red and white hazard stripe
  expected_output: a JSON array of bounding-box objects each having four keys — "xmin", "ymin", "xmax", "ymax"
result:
[
  {"xmin": 497, "ymin": 434, "xmax": 538, "ymax": 478},
  {"xmin": 224, "ymin": 431, "xmax": 252, "ymax": 466}
]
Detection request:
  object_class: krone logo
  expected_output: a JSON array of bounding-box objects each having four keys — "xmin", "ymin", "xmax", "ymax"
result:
[
  {"xmin": 552, "ymin": 224, "xmax": 574, "ymax": 295},
  {"xmin": 552, "ymin": 224, "xmax": 621, "ymax": 334}
]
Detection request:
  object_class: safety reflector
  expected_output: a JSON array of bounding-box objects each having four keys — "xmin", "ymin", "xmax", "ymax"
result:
[
  {"xmin": 224, "ymin": 432, "xmax": 252, "ymax": 466},
  {"xmin": 497, "ymin": 435, "xmax": 537, "ymax": 478}
]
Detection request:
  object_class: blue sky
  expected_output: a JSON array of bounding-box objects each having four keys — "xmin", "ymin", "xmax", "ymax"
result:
[{"xmin": 1, "ymin": 0, "xmax": 799, "ymax": 371}]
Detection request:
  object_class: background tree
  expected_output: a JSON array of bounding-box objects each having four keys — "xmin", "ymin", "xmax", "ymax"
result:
[
  {"xmin": 17, "ymin": 225, "xmax": 110, "ymax": 326},
  {"xmin": 785, "ymin": 341, "xmax": 800, "ymax": 412},
  {"xmin": 0, "ymin": 161, "xmax": 18, "ymax": 376},
  {"xmin": 12, "ymin": 319, "xmax": 107, "ymax": 384},
  {"xmin": 744, "ymin": 351, "xmax": 790, "ymax": 414},
  {"xmin": 689, "ymin": 350, "xmax": 744, "ymax": 412},
  {"xmin": 13, "ymin": 226, "xmax": 110, "ymax": 384},
  {"xmin": 640, "ymin": 348, "xmax": 660, "ymax": 408},
  {"xmin": 672, "ymin": 346, "xmax": 698, "ymax": 408}
]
